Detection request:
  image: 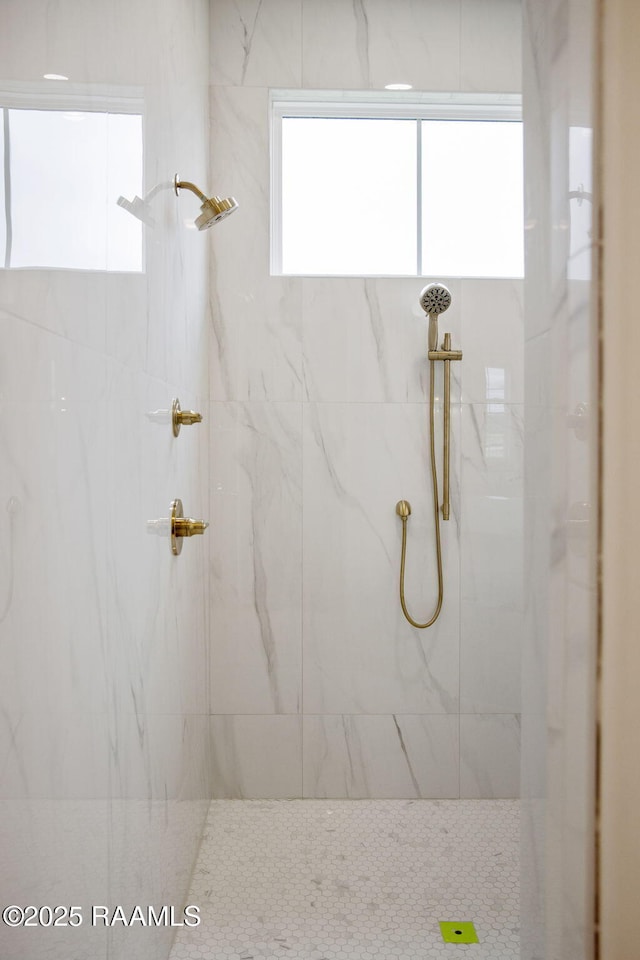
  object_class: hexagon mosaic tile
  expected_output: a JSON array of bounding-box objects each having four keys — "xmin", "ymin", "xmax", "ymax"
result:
[{"xmin": 169, "ymin": 800, "xmax": 519, "ymax": 960}]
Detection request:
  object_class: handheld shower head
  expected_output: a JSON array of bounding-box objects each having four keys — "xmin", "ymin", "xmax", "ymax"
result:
[
  {"xmin": 419, "ymin": 283, "xmax": 452, "ymax": 316},
  {"xmin": 174, "ymin": 174, "xmax": 238, "ymax": 231},
  {"xmin": 419, "ymin": 283, "xmax": 452, "ymax": 350}
]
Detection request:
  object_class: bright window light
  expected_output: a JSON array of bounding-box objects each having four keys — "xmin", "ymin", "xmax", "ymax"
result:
[
  {"xmin": 421, "ymin": 120, "xmax": 523, "ymax": 277},
  {"xmin": 3, "ymin": 108, "xmax": 143, "ymax": 272},
  {"xmin": 273, "ymin": 95, "xmax": 523, "ymax": 279},
  {"xmin": 281, "ymin": 117, "xmax": 417, "ymax": 275}
]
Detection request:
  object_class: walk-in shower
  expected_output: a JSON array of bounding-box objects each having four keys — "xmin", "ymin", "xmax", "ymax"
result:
[
  {"xmin": 396, "ymin": 283, "xmax": 462, "ymax": 629},
  {"xmin": 1, "ymin": 0, "xmax": 602, "ymax": 956}
]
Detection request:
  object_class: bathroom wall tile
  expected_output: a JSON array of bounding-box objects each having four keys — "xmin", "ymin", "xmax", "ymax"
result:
[
  {"xmin": 210, "ymin": 0, "xmax": 302, "ymax": 87},
  {"xmin": 0, "ymin": 1, "xmax": 209, "ymax": 109},
  {"xmin": 210, "ymin": 262, "xmax": 303, "ymax": 402},
  {"xmin": 0, "ymin": 316, "xmax": 109, "ymax": 722},
  {"xmin": 0, "ymin": 270, "xmax": 107, "ymax": 355},
  {"xmin": 0, "ymin": 712, "xmax": 110, "ymax": 800},
  {"xmin": 303, "ymin": 402, "xmax": 460, "ymax": 715},
  {"xmin": 109, "ymin": 713, "xmax": 212, "ymax": 801},
  {"xmin": 460, "ymin": 605, "xmax": 522, "ymax": 715},
  {"xmin": 105, "ymin": 0, "xmax": 211, "ymax": 87},
  {"xmin": 210, "ymin": 715, "xmax": 302, "ymax": 798},
  {"xmin": 460, "ymin": 714, "xmax": 521, "ymax": 798},
  {"xmin": 104, "ymin": 275, "xmax": 147, "ymax": 372},
  {"xmin": 301, "ymin": 0, "xmax": 461, "ymax": 92},
  {"xmin": 0, "ymin": 5, "xmax": 212, "ymax": 957},
  {"xmin": 460, "ymin": 467, "xmax": 523, "ymax": 715},
  {"xmin": 0, "ymin": 380, "xmax": 111, "ymax": 779},
  {"xmin": 209, "ymin": 402, "xmax": 302, "ymax": 714},
  {"xmin": 72, "ymin": 0, "xmax": 209, "ymax": 87},
  {"xmin": 302, "ymin": 278, "xmax": 463, "ymax": 404},
  {"xmin": 0, "ymin": 0, "xmax": 109, "ymax": 84},
  {"xmin": 105, "ymin": 365, "xmax": 210, "ymax": 722},
  {"xmin": 460, "ymin": 495, "xmax": 524, "ymax": 712},
  {"xmin": 463, "ymin": 516, "xmax": 523, "ymax": 717},
  {"xmin": 106, "ymin": 366, "xmax": 171, "ymax": 713},
  {"xmin": 0, "ymin": 716, "xmax": 17, "ymax": 789},
  {"xmin": 209, "ymin": 86, "xmax": 270, "ymax": 246},
  {"xmin": 461, "ymin": 402, "xmax": 524, "ymax": 499},
  {"xmin": 209, "ymin": 86, "xmax": 303, "ymax": 401},
  {"xmin": 460, "ymin": 280, "xmax": 524, "ymax": 405},
  {"xmin": 461, "ymin": 0, "xmax": 522, "ymax": 92},
  {"xmin": 303, "ymin": 715, "xmax": 459, "ymax": 799}
]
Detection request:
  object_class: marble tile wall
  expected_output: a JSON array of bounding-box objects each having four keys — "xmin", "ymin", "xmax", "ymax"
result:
[
  {"xmin": 208, "ymin": 0, "xmax": 524, "ymax": 799},
  {"xmin": 0, "ymin": 3, "xmax": 212, "ymax": 959},
  {"xmin": 520, "ymin": 0, "xmax": 597, "ymax": 957}
]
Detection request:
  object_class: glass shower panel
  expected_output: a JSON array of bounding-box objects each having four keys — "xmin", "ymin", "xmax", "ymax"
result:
[
  {"xmin": 0, "ymin": 110, "xmax": 5, "ymax": 267},
  {"xmin": 568, "ymin": 125, "xmax": 593, "ymax": 280}
]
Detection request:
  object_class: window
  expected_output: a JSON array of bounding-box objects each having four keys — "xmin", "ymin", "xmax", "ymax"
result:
[
  {"xmin": 271, "ymin": 92, "xmax": 523, "ymax": 279},
  {"xmin": 1, "ymin": 88, "xmax": 144, "ymax": 273}
]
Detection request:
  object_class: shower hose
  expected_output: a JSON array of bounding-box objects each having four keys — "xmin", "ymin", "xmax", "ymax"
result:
[{"xmin": 398, "ymin": 358, "xmax": 444, "ymax": 628}]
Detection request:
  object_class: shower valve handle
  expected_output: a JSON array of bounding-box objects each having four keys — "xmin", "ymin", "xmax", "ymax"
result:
[
  {"xmin": 172, "ymin": 398, "xmax": 203, "ymax": 437},
  {"xmin": 147, "ymin": 500, "xmax": 209, "ymax": 555}
]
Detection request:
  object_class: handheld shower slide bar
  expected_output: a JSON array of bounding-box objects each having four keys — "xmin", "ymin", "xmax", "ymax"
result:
[{"xmin": 395, "ymin": 284, "xmax": 462, "ymax": 629}]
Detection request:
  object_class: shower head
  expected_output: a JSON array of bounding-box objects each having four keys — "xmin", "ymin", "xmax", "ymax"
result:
[
  {"xmin": 194, "ymin": 195, "xmax": 238, "ymax": 230},
  {"xmin": 174, "ymin": 174, "xmax": 238, "ymax": 231},
  {"xmin": 419, "ymin": 283, "xmax": 452, "ymax": 351},
  {"xmin": 419, "ymin": 283, "xmax": 452, "ymax": 316}
]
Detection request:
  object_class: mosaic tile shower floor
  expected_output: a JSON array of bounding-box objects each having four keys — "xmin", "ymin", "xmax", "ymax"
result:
[{"xmin": 169, "ymin": 799, "xmax": 519, "ymax": 960}]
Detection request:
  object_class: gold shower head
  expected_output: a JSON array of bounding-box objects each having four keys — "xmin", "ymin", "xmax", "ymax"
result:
[{"xmin": 173, "ymin": 174, "xmax": 238, "ymax": 230}]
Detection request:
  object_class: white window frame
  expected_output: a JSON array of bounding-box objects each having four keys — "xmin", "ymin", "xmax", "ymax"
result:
[{"xmin": 270, "ymin": 89, "xmax": 522, "ymax": 278}]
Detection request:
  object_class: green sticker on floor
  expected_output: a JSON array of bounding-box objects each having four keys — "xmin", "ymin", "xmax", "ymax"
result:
[{"xmin": 439, "ymin": 921, "xmax": 479, "ymax": 944}]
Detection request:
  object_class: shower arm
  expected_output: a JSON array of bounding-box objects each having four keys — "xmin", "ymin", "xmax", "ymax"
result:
[{"xmin": 173, "ymin": 176, "xmax": 208, "ymax": 203}]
